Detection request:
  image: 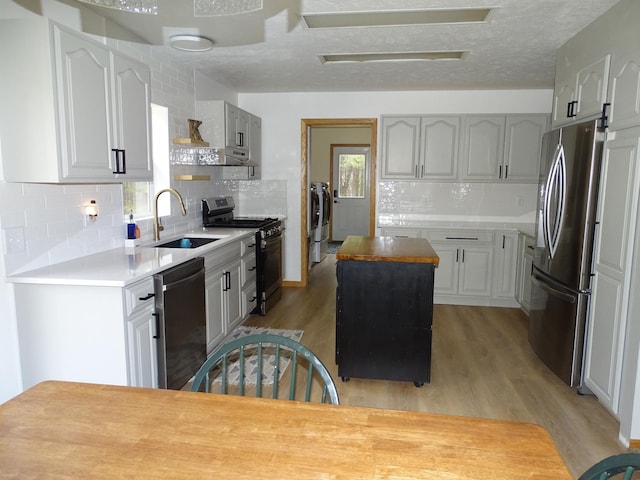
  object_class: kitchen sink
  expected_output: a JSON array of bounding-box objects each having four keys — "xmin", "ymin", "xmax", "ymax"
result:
[{"xmin": 154, "ymin": 237, "xmax": 219, "ymax": 249}]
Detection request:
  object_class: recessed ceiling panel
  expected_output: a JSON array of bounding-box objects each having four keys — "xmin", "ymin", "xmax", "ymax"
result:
[
  {"xmin": 319, "ymin": 51, "xmax": 467, "ymax": 63},
  {"xmin": 302, "ymin": 8, "xmax": 493, "ymax": 29}
]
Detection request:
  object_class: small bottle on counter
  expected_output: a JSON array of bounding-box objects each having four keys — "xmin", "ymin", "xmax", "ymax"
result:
[{"xmin": 125, "ymin": 212, "xmax": 140, "ymax": 249}]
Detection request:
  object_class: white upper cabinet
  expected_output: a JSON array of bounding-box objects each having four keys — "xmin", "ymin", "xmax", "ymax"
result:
[
  {"xmin": 111, "ymin": 53, "xmax": 153, "ymax": 179},
  {"xmin": 607, "ymin": 32, "xmax": 640, "ymax": 131},
  {"xmin": 0, "ymin": 18, "xmax": 152, "ymax": 183},
  {"xmin": 419, "ymin": 116, "xmax": 460, "ymax": 180},
  {"xmin": 248, "ymin": 114, "xmax": 262, "ymax": 179},
  {"xmin": 380, "ymin": 116, "xmax": 421, "ymax": 179},
  {"xmin": 551, "ymin": 0, "xmax": 640, "ymax": 130},
  {"xmin": 381, "ymin": 114, "xmax": 545, "ymax": 183},
  {"xmin": 460, "ymin": 115, "xmax": 506, "ymax": 181},
  {"xmin": 575, "ymin": 56, "xmax": 611, "ymax": 122},
  {"xmin": 552, "ymin": 52, "xmax": 610, "ymax": 128},
  {"xmin": 195, "ymin": 100, "xmax": 261, "ymax": 169},
  {"xmin": 503, "ymin": 115, "xmax": 548, "ymax": 182}
]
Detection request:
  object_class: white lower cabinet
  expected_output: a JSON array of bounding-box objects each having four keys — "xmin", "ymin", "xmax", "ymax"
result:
[
  {"xmin": 14, "ymin": 277, "xmax": 157, "ymax": 389},
  {"xmin": 381, "ymin": 227, "xmax": 522, "ymax": 307},
  {"xmin": 424, "ymin": 230, "xmax": 495, "ymax": 303},
  {"xmin": 203, "ymin": 234, "xmax": 254, "ymax": 354},
  {"xmin": 124, "ymin": 277, "xmax": 158, "ymax": 388},
  {"xmin": 493, "ymin": 231, "xmax": 519, "ymax": 299},
  {"xmin": 380, "ymin": 228, "xmax": 421, "ymax": 238},
  {"xmin": 515, "ymin": 233, "xmax": 535, "ymax": 314}
]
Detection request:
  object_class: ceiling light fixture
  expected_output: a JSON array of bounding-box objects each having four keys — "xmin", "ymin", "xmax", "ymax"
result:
[
  {"xmin": 194, "ymin": 0, "xmax": 263, "ymax": 16},
  {"xmin": 170, "ymin": 35, "xmax": 214, "ymax": 52},
  {"xmin": 76, "ymin": 0, "xmax": 158, "ymax": 15},
  {"xmin": 302, "ymin": 8, "xmax": 492, "ymax": 29},
  {"xmin": 319, "ymin": 51, "xmax": 468, "ymax": 64}
]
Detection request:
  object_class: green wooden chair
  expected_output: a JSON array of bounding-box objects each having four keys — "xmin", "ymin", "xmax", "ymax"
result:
[
  {"xmin": 190, "ymin": 333, "xmax": 339, "ymax": 405},
  {"xmin": 578, "ymin": 453, "xmax": 640, "ymax": 480}
]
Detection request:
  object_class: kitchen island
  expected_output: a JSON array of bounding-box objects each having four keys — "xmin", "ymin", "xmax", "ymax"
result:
[{"xmin": 336, "ymin": 235, "xmax": 439, "ymax": 385}]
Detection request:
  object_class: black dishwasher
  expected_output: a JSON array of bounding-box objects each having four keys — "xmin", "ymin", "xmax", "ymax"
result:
[{"xmin": 153, "ymin": 257, "xmax": 206, "ymax": 390}]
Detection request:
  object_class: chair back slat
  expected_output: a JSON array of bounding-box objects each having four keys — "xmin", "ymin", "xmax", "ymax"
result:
[
  {"xmin": 578, "ymin": 453, "xmax": 640, "ymax": 480},
  {"xmin": 191, "ymin": 333, "xmax": 339, "ymax": 405},
  {"xmin": 288, "ymin": 350, "xmax": 298, "ymax": 400},
  {"xmin": 256, "ymin": 343, "xmax": 263, "ymax": 398}
]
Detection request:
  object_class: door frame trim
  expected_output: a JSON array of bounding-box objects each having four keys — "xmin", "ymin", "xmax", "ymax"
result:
[{"xmin": 300, "ymin": 118, "xmax": 377, "ymax": 287}]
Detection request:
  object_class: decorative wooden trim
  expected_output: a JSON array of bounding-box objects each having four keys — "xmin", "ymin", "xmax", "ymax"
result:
[
  {"xmin": 300, "ymin": 118, "xmax": 378, "ymax": 287},
  {"xmin": 629, "ymin": 439, "xmax": 640, "ymax": 449},
  {"xmin": 282, "ymin": 280, "xmax": 303, "ymax": 288}
]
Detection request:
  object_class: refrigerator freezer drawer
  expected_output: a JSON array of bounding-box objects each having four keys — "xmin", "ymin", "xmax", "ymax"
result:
[{"xmin": 529, "ymin": 271, "xmax": 589, "ymax": 387}]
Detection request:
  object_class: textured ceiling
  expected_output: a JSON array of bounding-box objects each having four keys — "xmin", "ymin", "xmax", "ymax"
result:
[{"xmin": 31, "ymin": 0, "xmax": 624, "ymax": 92}]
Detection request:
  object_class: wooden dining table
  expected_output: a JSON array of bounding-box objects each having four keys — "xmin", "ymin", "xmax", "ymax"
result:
[{"xmin": 0, "ymin": 381, "xmax": 572, "ymax": 479}]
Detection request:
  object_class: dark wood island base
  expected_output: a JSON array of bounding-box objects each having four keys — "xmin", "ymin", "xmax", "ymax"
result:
[{"xmin": 335, "ymin": 236, "xmax": 440, "ymax": 386}]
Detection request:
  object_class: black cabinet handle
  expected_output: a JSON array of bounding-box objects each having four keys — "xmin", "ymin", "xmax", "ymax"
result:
[
  {"xmin": 504, "ymin": 165, "xmax": 508, "ymax": 179},
  {"xmin": 112, "ymin": 149, "xmax": 126, "ymax": 174},
  {"xmin": 446, "ymin": 236, "xmax": 479, "ymax": 241},
  {"xmin": 250, "ymin": 295, "xmax": 257, "ymax": 302},
  {"xmin": 249, "ymin": 266, "xmax": 257, "ymax": 271},
  {"xmin": 498, "ymin": 165, "xmax": 502, "ymax": 179},
  {"xmin": 152, "ymin": 313, "xmax": 160, "ymax": 339},
  {"xmin": 138, "ymin": 293, "xmax": 155, "ymax": 301},
  {"xmin": 455, "ymin": 248, "xmax": 459, "ymax": 263},
  {"xmin": 599, "ymin": 102, "xmax": 611, "ymax": 129},
  {"xmin": 567, "ymin": 100, "xmax": 578, "ymax": 118},
  {"xmin": 461, "ymin": 249, "xmax": 465, "ymax": 262},
  {"xmin": 502, "ymin": 235, "xmax": 506, "ymax": 249}
]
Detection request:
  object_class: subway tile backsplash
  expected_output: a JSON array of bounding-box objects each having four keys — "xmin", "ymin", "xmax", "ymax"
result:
[{"xmin": 378, "ymin": 181, "xmax": 538, "ymax": 223}]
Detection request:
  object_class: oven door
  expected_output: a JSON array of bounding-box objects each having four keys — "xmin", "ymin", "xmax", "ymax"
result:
[{"xmin": 257, "ymin": 232, "xmax": 283, "ymax": 315}]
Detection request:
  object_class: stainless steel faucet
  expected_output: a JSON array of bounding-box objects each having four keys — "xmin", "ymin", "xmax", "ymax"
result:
[{"xmin": 153, "ymin": 188, "xmax": 187, "ymax": 241}]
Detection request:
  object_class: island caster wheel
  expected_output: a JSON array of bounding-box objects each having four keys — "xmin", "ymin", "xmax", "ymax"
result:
[
  {"xmin": 341, "ymin": 377, "xmax": 350, "ymax": 382},
  {"xmin": 414, "ymin": 382, "xmax": 424, "ymax": 388}
]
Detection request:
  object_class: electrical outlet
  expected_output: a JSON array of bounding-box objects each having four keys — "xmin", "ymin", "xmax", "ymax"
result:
[{"xmin": 3, "ymin": 226, "xmax": 26, "ymax": 254}]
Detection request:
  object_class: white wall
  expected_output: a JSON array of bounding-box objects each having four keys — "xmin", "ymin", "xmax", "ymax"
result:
[{"xmin": 239, "ymin": 90, "xmax": 552, "ymax": 282}]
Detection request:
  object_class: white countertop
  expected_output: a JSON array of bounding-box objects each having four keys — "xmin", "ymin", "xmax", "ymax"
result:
[
  {"xmin": 378, "ymin": 216, "xmax": 536, "ymax": 238},
  {"xmin": 6, "ymin": 228, "xmax": 257, "ymax": 288}
]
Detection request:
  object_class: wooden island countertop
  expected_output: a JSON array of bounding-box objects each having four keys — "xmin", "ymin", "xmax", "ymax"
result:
[{"xmin": 336, "ymin": 235, "xmax": 440, "ymax": 264}]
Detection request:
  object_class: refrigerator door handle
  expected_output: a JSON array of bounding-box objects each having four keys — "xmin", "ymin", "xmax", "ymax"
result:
[
  {"xmin": 532, "ymin": 270, "xmax": 577, "ymax": 304},
  {"xmin": 543, "ymin": 144, "xmax": 567, "ymax": 259}
]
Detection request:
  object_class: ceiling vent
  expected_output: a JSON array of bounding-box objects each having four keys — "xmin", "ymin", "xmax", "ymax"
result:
[
  {"xmin": 302, "ymin": 8, "xmax": 493, "ymax": 29},
  {"xmin": 319, "ymin": 51, "xmax": 468, "ymax": 64}
]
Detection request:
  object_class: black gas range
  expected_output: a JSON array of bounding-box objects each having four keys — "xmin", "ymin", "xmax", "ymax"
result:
[
  {"xmin": 202, "ymin": 196, "xmax": 283, "ymax": 315},
  {"xmin": 202, "ymin": 197, "xmax": 282, "ymax": 237}
]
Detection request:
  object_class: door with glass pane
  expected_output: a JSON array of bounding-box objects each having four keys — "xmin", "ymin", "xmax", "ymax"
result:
[{"xmin": 332, "ymin": 146, "xmax": 370, "ymax": 241}]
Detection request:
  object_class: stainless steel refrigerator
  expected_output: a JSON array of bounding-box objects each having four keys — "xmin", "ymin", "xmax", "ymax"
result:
[{"xmin": 528, "ymin": 119, "xmax": 604, "ymax": 387}]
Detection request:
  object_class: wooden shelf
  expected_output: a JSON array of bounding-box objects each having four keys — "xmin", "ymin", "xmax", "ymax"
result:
[
  {"xmin": 172, "ymin": 137, "xmax": 209, "ymax": 147},
  {"xmin": 173, "ymin": 174, "xmax": 211, "ymax": 181}
]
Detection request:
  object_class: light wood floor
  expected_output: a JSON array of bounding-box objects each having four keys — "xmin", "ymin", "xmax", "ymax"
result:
[{"xmin": 244, "ymin": 254, "xmax": 627, "ymax": 478}]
